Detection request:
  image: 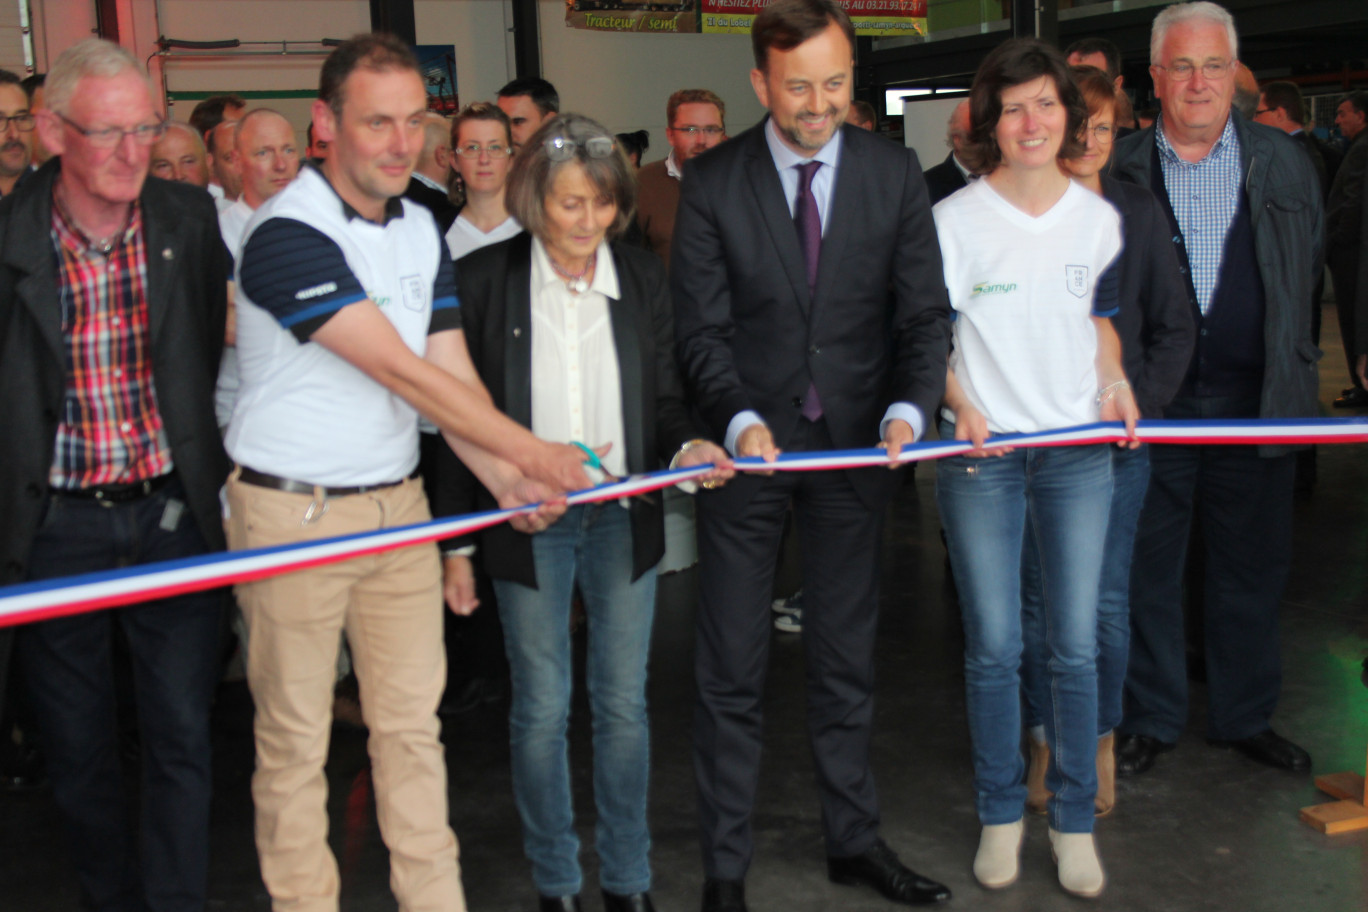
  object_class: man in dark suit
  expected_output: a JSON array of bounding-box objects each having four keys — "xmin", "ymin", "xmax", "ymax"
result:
[
  {"xmin": 0, "ymin": 39, "xmax": 230, "ymax": 912},
  {"xmin": 671, "ymin": 2, "xmax": 952, "ymax": 909},
  {"xmin": 404, "ymin": 111, "xmax": 459, "ymax": 233},
  {"xmin": 920, "ymin": 99, "xmax": 971, "ymax": 205}
]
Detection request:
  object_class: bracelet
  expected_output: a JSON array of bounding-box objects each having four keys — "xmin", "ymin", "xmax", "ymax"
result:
[
  {"xmin": 441, "ymin": 545, "xmax": 476, "ymax": 559},
  {"xmin": 669, "ymin": 438, "xmax": 710, "ymax": 469},
  {"xmin": 670, "ymin": 438, "xmax": 719, "ymax": 491},
  {"xmin": 1096, "ymin": 379, "xmax": 1130, "ymax": 405}
]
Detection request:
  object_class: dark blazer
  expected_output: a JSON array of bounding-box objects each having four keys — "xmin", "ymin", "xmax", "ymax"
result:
[
  {"xmin": 1099, "ymin": 174, "xmax": 1196, "ymax": 419},
  {"xmin": 0, "ymin": 160, "xmax": 230, "ymax": 583},
  {"xmin": 433, "ymin": 232, "xmax": 702, "ymax": 587},
  {"xmin": 404, "ymin": 175, "xmax": 459, "ymax": 234},
  {"xmin": 1110, "ymin": 113, "xmax": 1323, "ymax": 456},
  {"xmin": 922, "ymin": 151, "xmax": 968, "ymax": 205},
  {"xmin": 671, "ymin": 119, "xmax": 951, "ymax": 511}
]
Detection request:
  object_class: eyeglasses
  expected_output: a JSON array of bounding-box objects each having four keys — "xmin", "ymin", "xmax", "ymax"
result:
[
  {"xmin": 0, "ymin": 113, "xmax": 35, "ymax": 132},
  {"xmin": 1154, "ymin": 59, "xmax": 1235, "ymax": 81},
  {"xmin": 456, "ymin": 141, "xmax": 511, "ymax": 159},
  {"xmin": 1255, "ymin": 107, "xmax": 1273, "ymax": 116},
  {"xmin": 57, "ymin": 112, "xmax": 167, "ymax": 148},
  {"xmin": 1089, "ymin": 123, "xmax": 1115, "ymax": 144},
  {"xmin": 669, "ymin": 125, "xmax": 724, "ymax": 137},
  {"xmin": 544, "ymin": 134, "xmax": 616, "ymax": 162}
]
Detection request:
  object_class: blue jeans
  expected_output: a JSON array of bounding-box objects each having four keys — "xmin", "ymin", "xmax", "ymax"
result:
[
  {"xmin": 1022, "ymin": 444, "xmax": 1151, "ymax": 736},
  {"xmin": 18, "ymin": 479, "xmax": 224, "ymax": 912},
  {"xmin": 493, "ymin": 503, "xmax": 657, "ymax": 897},
  {"xmin": 937, "ymin": 442, "xmax": 1112, "ymax": 834}
]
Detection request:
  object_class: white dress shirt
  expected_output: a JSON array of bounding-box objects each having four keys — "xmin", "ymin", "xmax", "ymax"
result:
[{"xmin": 529, "ymin": 236, "xmax": 628, "ymax": 480}]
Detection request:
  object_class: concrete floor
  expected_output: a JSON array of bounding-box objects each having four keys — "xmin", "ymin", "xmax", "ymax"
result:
[{"xmin": 3, "ymin": 302, "xmax": 1368, "ymax": 911}]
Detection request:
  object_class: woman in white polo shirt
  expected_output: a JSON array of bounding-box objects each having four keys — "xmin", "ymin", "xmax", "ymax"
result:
[
  {"xmin": 931, "ymin": 38, "xmax": 1138, "ymax": 899},
  {"xmin": 436, "ymin": 114, "xmax": 731, "ymax": 912}
]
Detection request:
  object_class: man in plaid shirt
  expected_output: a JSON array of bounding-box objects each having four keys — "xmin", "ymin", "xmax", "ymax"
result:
[{"xmin": 0, "ymin": 39, "xmax": 230, "ymax": 912}]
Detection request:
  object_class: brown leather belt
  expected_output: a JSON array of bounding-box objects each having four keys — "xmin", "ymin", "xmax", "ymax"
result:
[
  {"xmin": 236, "ymin": 466, "xmax": 416, "ymax": 499},
  {"xmin": 56, "ymin": 473, "xmax": 172, "ymax": 504}
]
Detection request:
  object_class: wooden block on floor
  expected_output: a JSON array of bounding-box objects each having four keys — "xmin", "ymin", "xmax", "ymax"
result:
[
  {"xmin": 1300, "ymin": 799, "xmax": 1368, "ymax": 835},
  {"xmin": 1314, "ymin": 771, "xmax": 1365, "ymax": 803}
]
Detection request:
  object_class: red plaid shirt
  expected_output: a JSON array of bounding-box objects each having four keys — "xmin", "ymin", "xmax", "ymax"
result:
[{"xmin": 48, "ymin": 195, "xmax": 173, "ymax": 490}]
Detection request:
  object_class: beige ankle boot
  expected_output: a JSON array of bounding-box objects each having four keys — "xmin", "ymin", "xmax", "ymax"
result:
[
  {"xmin": 1095, "ymin": 732, "xmax": 1116, "ymax": 817},
  {"xmin": 1049, "ymin": 828, "xmax": 1106, "ymax": 898},
  {"xmin": 973, "ymin": 819, "xmax": 1024, "ymax": 889},
  {"xmin": 1026, "ymin": 739, "xmax": 1051, "ymax": 815}
]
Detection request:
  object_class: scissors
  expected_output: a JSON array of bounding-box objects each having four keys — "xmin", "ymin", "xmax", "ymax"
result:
[{"xmin": 570, "ymin": 442, "xmax": 656, "ymax": 505}]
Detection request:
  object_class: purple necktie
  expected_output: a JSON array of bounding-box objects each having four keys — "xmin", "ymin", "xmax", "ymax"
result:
[{"xmin": 794, "ymin": 160, "xmax": 823, "ymax": 421}]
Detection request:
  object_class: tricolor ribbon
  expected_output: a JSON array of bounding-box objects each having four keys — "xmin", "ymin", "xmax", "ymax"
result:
[{"xmin": 2, "ymin": 418, "xmax": 1365, "ymax": 628}]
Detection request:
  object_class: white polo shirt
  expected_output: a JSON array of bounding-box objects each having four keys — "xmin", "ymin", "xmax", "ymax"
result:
[
  {"xmin": 226, "ymin": 165, "xmax": 460, "ymax": 485},
  {"xmin": 934, "ymin": 178, "xmax": 1122, "ymax": 435}
]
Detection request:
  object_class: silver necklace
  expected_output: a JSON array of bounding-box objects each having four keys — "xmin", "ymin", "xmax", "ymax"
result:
[{"xmin": 549, "ymin": 257, "xmax": 591, "ymax": 294}]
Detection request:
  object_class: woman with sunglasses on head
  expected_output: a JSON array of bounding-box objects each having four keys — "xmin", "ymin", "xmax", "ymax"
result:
[
  {"xmin": 931, "ymin": 38, "xmax": 1139, "ymax": 898},
  {"xmin": 435, "ymin": 113, "xmax": 733, "ymax": 912},
  {"xmin": 445, "ymin": 102, "xmax": 522, "ymax": 260},
  {"xmin": 1018, "ymin": 65, "xmax": 1195, "ymax": 823}
]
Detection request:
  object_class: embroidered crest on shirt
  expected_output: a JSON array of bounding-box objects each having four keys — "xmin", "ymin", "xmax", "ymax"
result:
[
  {"xmin": 400, "ymin": 274, "xmax": 426, "ymax": 312},
  {"xmin": 1065, "ymin": 265, "xmax": 1089, "ymax": 298}
]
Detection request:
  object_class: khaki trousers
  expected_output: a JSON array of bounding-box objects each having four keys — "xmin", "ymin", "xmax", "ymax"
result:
[{"xmin": 225, "ymin": 472, "xmax": 465, "ymax": 912}]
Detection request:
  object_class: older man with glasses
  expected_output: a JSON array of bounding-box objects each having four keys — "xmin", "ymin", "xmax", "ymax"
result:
[
  {"xmin": 0, "ymin": 39, "xmax": 231, "ymax": 912},
  {"xmin": 635, "ymin": 87, "xmax": 727, "ymax": 272},
  {"xmin": 1110, "ymin": 0, "xmax": 1323, "ymax": 778}
]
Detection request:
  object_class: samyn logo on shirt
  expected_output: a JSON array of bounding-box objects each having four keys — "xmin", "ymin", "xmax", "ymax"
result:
[{"xmin": 971, "ymin": 281, "xmax": 1018, "ymax": 297}]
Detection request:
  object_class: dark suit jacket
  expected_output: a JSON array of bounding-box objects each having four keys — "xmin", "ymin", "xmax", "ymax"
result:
[
  {"xmin": 404, "ymin": 175, "xmax": 458, "ymax": 234},
  {"xmin": 671, "ymin": 119, "xmax": 951, "ymax": 511},
  {"xmin": 0, "ymin": 160, "xmax": 230, "ymax": 583},
  {"xmin": 922, "ymin": 151, "xmax": 968, "ymax": 205},
  {"xmin": 1099, "ymin": 174, "xmax": 1196, "ymax": 419},
  {"xmin": 433, "ymin": 232, "xmax": 703, "ymax": 587}
]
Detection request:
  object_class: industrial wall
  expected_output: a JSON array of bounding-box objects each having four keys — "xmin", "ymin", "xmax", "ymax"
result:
[{"xmin": 21, "ymin": 0, "xmax": 765, "ymax": 159}]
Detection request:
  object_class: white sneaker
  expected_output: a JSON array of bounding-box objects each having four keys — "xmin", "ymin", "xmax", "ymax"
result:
[
  {"xmin": 973, "ymin": 819, "xmax": 1023, "ymax": 889},
  {"xmin": 773, "ymin": 607, "xmax": 803, "ymax": 633},
  {"xmin": 1049, "ymin": 828, "xmax": 1105, "ymax": 898},
  {"xmin": 771, "ymin": 590, "xmax": 803, "ymax": 616}
]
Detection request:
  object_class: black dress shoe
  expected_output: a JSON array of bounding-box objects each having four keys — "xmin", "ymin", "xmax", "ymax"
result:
[
  {"xmin": 701, "ymin": 878, "xmax": 746, "ymax": 912},
  {"xmin": 1334, "ymin": 388, "xmax": 1368, "ymax": 408},
  {"xmin": 603, "ymin": 890, "xmax": 656, "ymax": 912},
  {"xmin": 828, "ymin": 839, "xmax": 951, "ymax": 905},
  {"xmin": 538, "ymin": 895, "xmax": 582, "ymax": 912},
  {"xmin": 1208, "ymin": 729, "xmax": 1311, "ymax": 772},
  {"xmin": 1115, "ymin": 733, "xmax": 1175, "ymax": 777}
]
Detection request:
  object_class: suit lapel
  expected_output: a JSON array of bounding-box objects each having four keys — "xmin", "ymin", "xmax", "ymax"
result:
[
  {"xmin": 4, "ymin": 164, "xmax": 63, "ymax": 363},
  {"xmin": 503, "ymin": 235, "xmax": 534, "ymax": 425},
  {"xmin": 813, "ymin": 127, "xmax": 858, "ymax": 319},
  {"xmin": 744, "ymin": 125, "xmax": 811, "ymax": 318},
  {"xmin": 141, "ymin": 183, "xmax": 183, "ymax": 345},
  {"xmin": 607, "ymin": 248, "xmax": 643, "ymax": 474}
]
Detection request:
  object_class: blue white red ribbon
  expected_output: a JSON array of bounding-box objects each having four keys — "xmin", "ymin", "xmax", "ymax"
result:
[{"xmin": 2, "ymin": 418, "xmax": 1365, "ymax": 628}]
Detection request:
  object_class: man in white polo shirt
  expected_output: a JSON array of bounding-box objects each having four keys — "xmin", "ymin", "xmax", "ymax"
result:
[{"xmin": 225, "ymin": 34, "xmax": 591, "ymax": 912}]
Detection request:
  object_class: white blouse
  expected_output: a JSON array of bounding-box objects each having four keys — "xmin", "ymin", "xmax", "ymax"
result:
[{"xmin": 529, "ymin": 237, "xmax": 628, "ymax": 481}]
